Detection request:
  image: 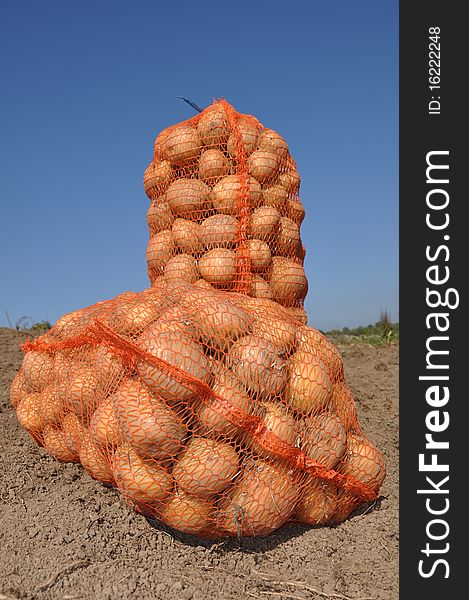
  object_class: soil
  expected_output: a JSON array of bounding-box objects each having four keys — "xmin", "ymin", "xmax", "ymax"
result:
[{"xmin": 0, "ymin": 327, "xmax": 398, "ymax": 600}]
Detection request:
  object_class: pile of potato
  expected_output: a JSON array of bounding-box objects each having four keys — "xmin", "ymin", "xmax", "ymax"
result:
[
  {"xmin": 11, "ymin": 101, "xmax": 386, "ymax": 538},
  {"xmin": 12, "ymin": 282, "xmax": 385, "ymax": 538},
  {"xmin": 143, "ymin": 100, "xmax": 308, "ymax": 324}
]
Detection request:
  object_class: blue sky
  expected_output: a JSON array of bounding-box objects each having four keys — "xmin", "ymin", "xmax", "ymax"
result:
[{"xmin": 0, "ymin": 1, "xmax": 398, "ymax": 331}]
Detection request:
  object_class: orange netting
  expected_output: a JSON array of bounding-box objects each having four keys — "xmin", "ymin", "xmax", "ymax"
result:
[
  {"xmin": 12, "ymin": 282, "xmax": 385, "ymax": 538},
  {"xmin": 144, "ymin": 99, "xmax": 308, "ymax": 324},
  {"xmin": 11, "ymin": 99, "xmax": 385, "ymax": 538}
]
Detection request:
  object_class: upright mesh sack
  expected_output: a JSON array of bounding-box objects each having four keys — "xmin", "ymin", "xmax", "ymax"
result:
[
  {"xmin": 11, "ymin": 282, "xmax": 385, "ymax": 538},
  {"xmin": 144, "ymin": 99, "xmax": 308, "ymax": 324}
]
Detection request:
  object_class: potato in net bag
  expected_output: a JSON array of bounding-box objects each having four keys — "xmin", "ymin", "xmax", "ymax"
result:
[
  {"xmin": 144, "ymin": 99, "xmax": 308, "ymax": 324},
  {"xmin": 11, "ymin": 282, "xmax": 385, "ymax": 538}
]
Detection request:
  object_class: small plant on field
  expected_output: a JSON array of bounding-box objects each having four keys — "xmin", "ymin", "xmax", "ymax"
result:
[
  {"xmin": 15, "ymin": 317, "xmax": 51, "ymax": 333},
  {"xmin": 325, "ymin": 310, "xmax": 399, "ymax": 346},
  {"xmin": 29, "ymin": 320, "xmax": 52, "ymax": 332},
  {"xmin": 378, "ymin": 308, "xmax": 392, "ymax": 336}
]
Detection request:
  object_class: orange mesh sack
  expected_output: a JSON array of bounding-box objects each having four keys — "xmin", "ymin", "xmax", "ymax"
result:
[
  {"xmin": 11, "ymin": 282, "xmax": 385, "ymax": 538},
  {"xmin": 144, "ymin": 99, "xmax": 308, "ymax": 324}
]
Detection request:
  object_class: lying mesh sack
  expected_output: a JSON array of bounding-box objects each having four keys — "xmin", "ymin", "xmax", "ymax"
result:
[
  {"xmin": 11, "ymin": 282, "xmax": 385, "ymax": 538},
  {"xmin": 144, "ymin": 99, "xmax": 308, "ymax": 324}
]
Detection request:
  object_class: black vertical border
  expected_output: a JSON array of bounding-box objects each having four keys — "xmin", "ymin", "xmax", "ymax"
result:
[{"xmin": 400, "ymin": 2, "xmax": 465, "ymax": 597}]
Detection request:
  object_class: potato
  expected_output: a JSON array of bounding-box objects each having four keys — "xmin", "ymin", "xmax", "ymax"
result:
[
  {"xmin": 330, "ymin": 381, "xmax": 358, "ymax": 432},
  {"xmin": 114, "ymin": 379, "xmax": 187, "ymax": 458},
  {"xmin": 143, "ymin": 305, "xmax": 195, "ymax": 338},
  {"xmin": 248, "ymin": 206, "xmax": 280, "ymax": 241},
  {"xmin": 143, "ymin": 160, "xmax": 173, "ymax": 199},
  {"xmin": 43, "ymin": 426, "xmax": 80, "ymax": 462},
  {"xmin": 173, "ymin": 436, "xmax": 240, "ymax": 499},
  {"xmin": 197, "ymin": 367, "xmax": 251, "ymax": 437},
  {"xmin": 197, "ymin": 105, "xmax": 230, "ymax": 146},
  {"xmin": 164, "ymin": 254, "xmax": 199, "ymax": 284},
  {"xmin": 198, "ymin": 248, "xmax": 236, "ymax": 288},
  {"xmin": 257, "ymin": 128, "xmax": 289, "ymax": 159},
  {"xmin": 112, "ymin": 445, "xmax": 172, "ymax": 505},
  {"xmin": 268, "ymin": 257, "xmax": 308, "ymax": 305},
  {"xmin": 39, "ymin": 383, "xmax": 66, "ymax": 428},
  {"xmin": 146, "ymin": 230, "xmax": 175, "ymax": 274},
  {"xmin": 211, "ymin": 175, "xmax": 262, "ymax": 215},
  {"xmin": 166, "ymin": 178, "xmax": 210, "ymax": 219},
  {"xmin": 227, "ymin": 119, "xmax": 258, "ymax": 157},
  {"xmin": 249, "ymin": 275, "xmax": 273, "ymax": 299},
  {"xmin": 295, "ymin": 477, "xmax": 338, "ymax": 525},
  {"xmin": 246, "ymin": 239, "xmax": 271, "ymax": 272},
  {"xmin": 338, "ymin": 434, "xmax": 386, "ymax": 492},
  {"xmin": 94, "ymin": 344, "xmax": 126, "ymax": 388},
  {"xmin": 219, "ymin": 458, "xmax": 298, "ymax": 536},
  {"xmin": 21, "ymin": 351, "xmax": 54, "ymax": 391},
  {"xmin": 228, "ymin": 335, "xmax": 287, "ymax": 399},
  {"xmin": 172, "ymin": 219, "xmax": 203, "ymax": 255},
  {"xmin": 147, "ymin": 200, "xmax": 174, "ymax": 236},
  {"xmin": 89, "ymin": 395, "xmax": 121, "ymax": 448},
  {"xmin": 62, "ymin": 412, "xmax": 85, "ymax": 455},
  {"xmin": 286, "ymin": 198, "xmax": 305, "ymax": 225},
  {"xmin": 277, "ymin": 217, "xmax": 300, "ymax": 256},
  {"xmin": 50, "ymin": 309, "xmax": 84, "ymax": 339},
  {"xmin": 295, "ymin": 326, "xmax": 343, "ymax": 381},
  {"xmin": 250, "ymin": 313, "xmax": 297, "ymax": 352},
  {"xmin": 248, "ymin": 149, "xmax": 279, "ymax": 183},
  {"xmin": 112, "ymin": 296, "xmax": 162, "ymax": 337},
  {"xmin": 278, "ymin": 165, "xmax": 300, "ymax": 194},
  {"xmin": 153, "ymin": 128, "xmax": 167, "ymax": 157},
  {"xmin": 245, "ymin": 402, "xmax": 297, "ymax": 458},
  {"xmin": 16, "ymin": 392, "xmax": 43, "ymax": 432},
  {"xmin": 137, "ymin": 329, "xmax": 210, "ymax": 403},
  {"xmin": 162, "ymin": 487, "xmax": 212, "ymax": 535},
  {"xmin": 162, "ymin": 125, "xmax": 201, "ymax": 164},
  {"xmin": 79, "ymin": 431, "xmax": 114, "ymax": 483},
  {"xmin": 262, "ymin": 183, "xmax": 288, "ymax": 210},
  {"xmin": 10, "ymin": 370, "xmax": 27, "ymax": 408},
  {"xmin": 331, "ymin": 490, "xmax": 360, "ymax": 524},
  {"xmin": 17, "ymin": 382, "xmax": 63, "ymax": 433},
  {"xmin": 103, "ymin": 291, "xmax": 134, "ymax": 305},
  {"xmin": 199, "ymin": 214, "xmax": 238, "ymax": 249},
  {"xmin": 285, "ymin": 307, "xmax": 308, "ymax": 324},
  {"xmin": 194, "ymin": 278, "xmax": 213, "ymax": 289},
  {"xmin": 151, "ymin": 275, "xmax": 166, "ymax": 292},
  {"xmin": 67, "ymin": 364, "xmax": 102, "ymax": 419},
  {"xmin": 300, "ymin": 413, "xmax": 346, "ymax": 469},
  {"xmin": 285, "ymin": 351, "xmax": 333, "ymax": 414},
  {"xmin": 173, "ymin": 285, "xmax": 220, "ymax": 308},
  {"xmin": 187, "ymin": 296, "xmax": 252, "ymax": 351},
  {"xmin": 198, "ymin": 149, "xmax": 230, "ymax": 183},
  {"xmin": 229, "ymin": 295, "xmax": 291, "ymax": 321}
]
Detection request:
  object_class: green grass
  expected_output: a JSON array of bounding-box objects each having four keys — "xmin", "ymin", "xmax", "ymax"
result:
[
  {"xmin": 324, "ymin": 320, "xmax": 399, "ymax": 346},
  {"xmin": 15, "ymin": 317, "xmax": 51, "ymax": 333},
  {"xmin": 28, "ymin": 320, "xmax": 52, "ymax": 332}
]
